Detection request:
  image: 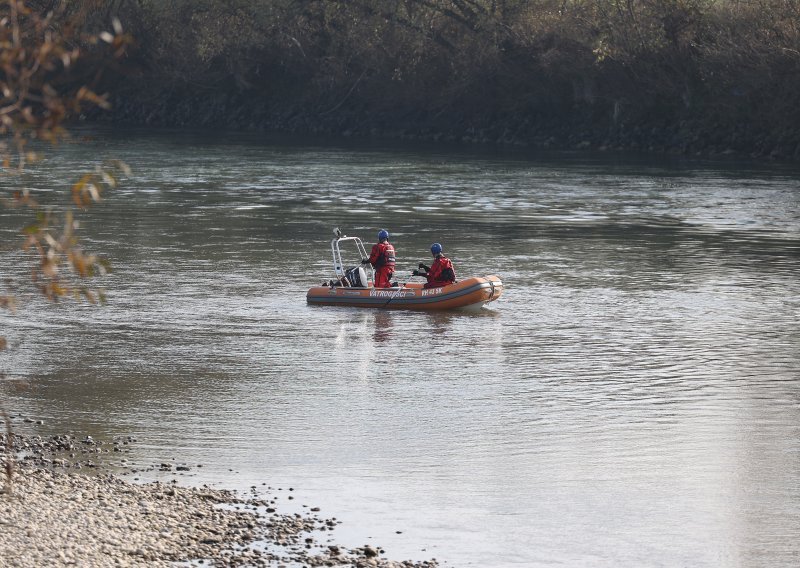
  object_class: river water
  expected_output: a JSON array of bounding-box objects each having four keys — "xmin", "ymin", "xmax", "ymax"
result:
[{"xmin": 2, "ymin": 128, "xmax": 799, "ymax": 567}]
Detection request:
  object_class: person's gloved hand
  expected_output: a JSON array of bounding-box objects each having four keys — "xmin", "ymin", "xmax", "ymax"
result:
[
  {"xmin": 418, "ymin": 263, "xmax": 429, "ymax": 271},
  {"xmin": 360, "ymin": 259, "xmax": 370, "ymax": 265}
]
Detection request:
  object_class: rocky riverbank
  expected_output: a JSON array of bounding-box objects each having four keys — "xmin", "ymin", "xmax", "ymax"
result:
[{"xmin": 0, "ymin": 433, "xmax": 437, "ymax": 567}]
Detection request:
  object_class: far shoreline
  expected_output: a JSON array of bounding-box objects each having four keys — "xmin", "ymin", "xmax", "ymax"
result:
[{"xmin": 68, "ymin": 117, "xmax": 800, "ymax": 172}]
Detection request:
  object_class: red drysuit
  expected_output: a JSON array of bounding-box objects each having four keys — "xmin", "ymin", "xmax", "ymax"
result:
[
  {"xmin": 424, "ymin": 255, "xmax": 456, "ymax": 288},
  {"xmin": 369, "ymin": 241, "xmax": 396, "ymax": 288}
]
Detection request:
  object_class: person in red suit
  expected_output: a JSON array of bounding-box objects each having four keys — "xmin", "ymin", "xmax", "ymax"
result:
[
  {"xmin": 412, "ymin": 243, "xmax": 456, "ymax": 288},
  {"xmin": 362, "ymin": 229, "xmax": 396, "ymax": 288}
]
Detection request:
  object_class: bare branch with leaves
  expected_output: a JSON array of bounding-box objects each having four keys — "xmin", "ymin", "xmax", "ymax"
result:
[{"xmin": 1, "ymin": 0, "xmax": 131, "ymax": 491}]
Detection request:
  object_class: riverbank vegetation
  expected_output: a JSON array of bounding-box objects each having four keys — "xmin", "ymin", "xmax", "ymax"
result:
[{"xmin": 71, "ymin": 0, "xmax": 800, "ymax": 160}]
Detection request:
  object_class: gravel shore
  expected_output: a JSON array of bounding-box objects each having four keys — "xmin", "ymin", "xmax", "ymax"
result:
[{"xmin": 1, "ymin": 433, "xmax": 437, "ymax": 567}]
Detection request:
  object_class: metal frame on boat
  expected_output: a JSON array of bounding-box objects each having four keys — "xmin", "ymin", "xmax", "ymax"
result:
[
  {"xmin": 330, "ymin": 228, "xmax": 373, "ymax": 287},
  {"xmin": 307, "ymin": 229, "xmax": 503, "ymax": 311}
]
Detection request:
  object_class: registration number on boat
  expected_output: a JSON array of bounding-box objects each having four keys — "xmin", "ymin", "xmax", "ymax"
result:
[{"xmin": 420, "ymin": 288, "xmax": 443, "ymax": 296}]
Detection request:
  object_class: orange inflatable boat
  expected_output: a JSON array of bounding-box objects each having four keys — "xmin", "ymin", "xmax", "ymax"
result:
[{"xmin": 306, "ymin": 230, "xmax": 503, "ymax": 311}]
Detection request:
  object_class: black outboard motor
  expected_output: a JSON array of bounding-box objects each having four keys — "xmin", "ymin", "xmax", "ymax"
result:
[{"xmin": 345, "ymin": 266, "xmax": 367, "ymax": 287}]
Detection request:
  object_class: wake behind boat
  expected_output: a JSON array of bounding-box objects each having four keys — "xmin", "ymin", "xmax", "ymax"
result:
[{"xmin": 306, "ymin": 229, "xmax": 503, "ymax": 311}]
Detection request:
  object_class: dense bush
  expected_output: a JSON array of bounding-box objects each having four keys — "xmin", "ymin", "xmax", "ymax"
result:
[{"xmin": 81, "ymin": 0, "xmax": 800, "ymax": 159}]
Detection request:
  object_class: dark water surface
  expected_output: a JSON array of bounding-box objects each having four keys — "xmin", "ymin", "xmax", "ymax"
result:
[{"xmin": 2, "ymin": 128, "xmax": 799, "ymax": 567}]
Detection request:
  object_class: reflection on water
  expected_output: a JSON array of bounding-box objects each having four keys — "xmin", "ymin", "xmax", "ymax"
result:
[
  {"xmin": 371, "ymin": 311, "xmax": 395, "ymax": 343},
  {"xmin": 1, "ymin": 128, "xmax": 799, "ymax": 567}
]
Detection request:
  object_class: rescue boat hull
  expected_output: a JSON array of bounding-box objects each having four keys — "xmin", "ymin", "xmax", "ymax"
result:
[{"xmin": 306, "ymin": 275, "xmax": 503, "ymax": 311}]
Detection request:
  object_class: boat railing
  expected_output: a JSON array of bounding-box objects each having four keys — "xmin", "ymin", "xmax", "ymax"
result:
[{"xmin": 331, "ymin": 235, "xmax": 373, "ymax": 285}]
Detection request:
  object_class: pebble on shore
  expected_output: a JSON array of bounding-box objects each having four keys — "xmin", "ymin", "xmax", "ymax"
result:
[{"xmin": 1, "ymin": 433, "xmax": 437, "ymax": 568}]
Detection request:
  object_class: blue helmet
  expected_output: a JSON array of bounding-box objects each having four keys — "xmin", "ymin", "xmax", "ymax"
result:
[
  {"xmin": 378, "ymin": 229, "xmax": 389, "ymax": 241},
  {"xmin": 430, "ymin": 242, "xmax": 443, "ymax": 255}
]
